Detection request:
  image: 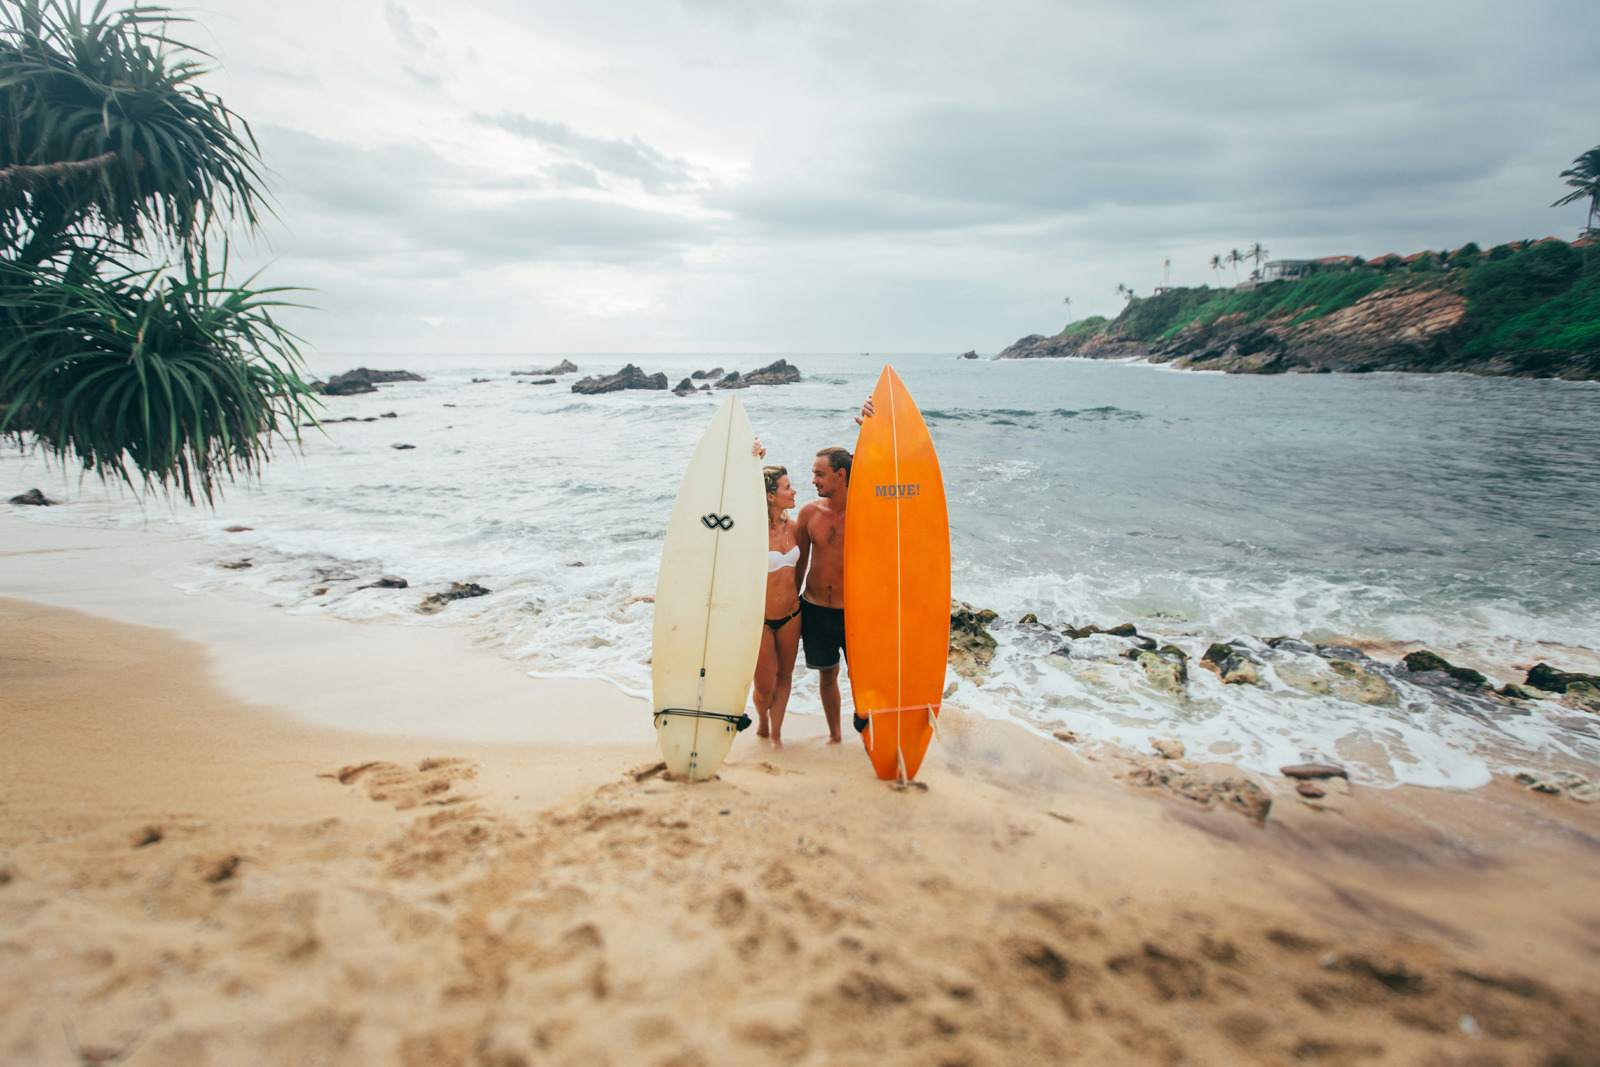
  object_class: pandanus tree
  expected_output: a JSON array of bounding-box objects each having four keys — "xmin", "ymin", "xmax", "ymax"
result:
[
  {"xmin": 0, "ymin": 0, "xmax": 314, "ymax": 505},
  {"xmin": 1553, "ymin": 145, "xmax": 1600, "ymax": 269}
]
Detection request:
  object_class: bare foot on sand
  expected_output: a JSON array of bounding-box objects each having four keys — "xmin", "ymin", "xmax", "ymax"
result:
[
  {"xmin": 826, "ymin": 734, "xmax": 842, "ymax": 744},
  {"xmin": 770, "ymin": 735, "xmax": 784, "ymax": 750},
  {"xmin": 756, "ymin": 712, "xmax": 770, "ymax": 739}
]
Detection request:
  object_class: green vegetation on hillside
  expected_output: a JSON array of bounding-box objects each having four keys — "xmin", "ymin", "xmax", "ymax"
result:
[
  {"xmin": 1061, "ymin": 241, "xmax": 1599, "ymax": 355},
  {"xmin": 1463, "ymin": 241, "xmax": 1600, "ymax": 353}
]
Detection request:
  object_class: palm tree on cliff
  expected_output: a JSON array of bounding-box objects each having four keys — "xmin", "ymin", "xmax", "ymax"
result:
[
  {"xmin": 1227, "ymin": 249, "xmax": 1244, "ymax": 283},
  {"xmin": 1553, "ymin": 145, "xmax": 1600, "ymax": 268},
  {"xmin": 1115, "ymin": 283, "xmax": 1133, "ymax": 303},
  {"xmin": 1209, "ymin": 254, "xmax": 1225, "ymax": 287},
  {"xmin": 1248, "ymin": 242, "xmax": 1270, "ymax": 278}
]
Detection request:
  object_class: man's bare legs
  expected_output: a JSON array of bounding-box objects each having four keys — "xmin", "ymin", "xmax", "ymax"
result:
[{"xmin": 818, "ymin": 665, "xmax": 843, "ymax": 743}]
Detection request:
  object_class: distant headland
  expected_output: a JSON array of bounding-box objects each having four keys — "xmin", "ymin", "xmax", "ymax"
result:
[{"xmin": 1000, "ymin": 236, "xmax": 1600, "ymax": 380}]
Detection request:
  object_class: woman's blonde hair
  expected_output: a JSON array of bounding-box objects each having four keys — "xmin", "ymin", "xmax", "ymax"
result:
[{"xmin": 763, "ymin": 465, "xmax": 790, "ymax": 528}]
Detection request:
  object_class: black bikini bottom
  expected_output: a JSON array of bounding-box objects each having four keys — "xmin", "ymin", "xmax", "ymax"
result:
[{"xmin": 764, "ymin": 607, "xmax": 801, "ymax": 632}]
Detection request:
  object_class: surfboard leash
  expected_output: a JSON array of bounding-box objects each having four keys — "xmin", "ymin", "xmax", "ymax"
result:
[{"xmin": 655, "ymin": 708, "xmax": 753, "ymax": 732}]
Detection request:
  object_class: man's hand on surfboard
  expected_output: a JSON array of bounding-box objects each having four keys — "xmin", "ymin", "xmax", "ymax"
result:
[{"xmin": 855, "ymin": 397, "xmax": 875, "ymax": 426}]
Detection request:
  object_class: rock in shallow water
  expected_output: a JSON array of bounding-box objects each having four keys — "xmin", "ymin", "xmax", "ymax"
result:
[
  {"xmin": 418, "ymin": 582, "xmax": 492, "ymax": 614},
  {"xmin": 1403, "ymin": 649, "xmax": 1487, "ymax": 688},
  {"xmin": 319, "ymin": 367, "xmax": 425, "ymax": 395},
  {"xmin": 8, "ymin": 488, "xmax": 59, "ymax": 506},
  {"xmin": 1524, "ymin": 662, "xmax": 1600, "ymax": 695},
  {"xmin": 1280, "ymin": 763, "xmax": 1348, "ymax": 780},
  {"xmin": 572, "ymin": 364, "xmax": 669, "ymax": 394},
  {"xmin": 714, "ymin": 359, "xmax": 802, "ymax": 389},
  {"xmin": 948, "ymin": 602, "xmax": 998, "ymax": 681}
]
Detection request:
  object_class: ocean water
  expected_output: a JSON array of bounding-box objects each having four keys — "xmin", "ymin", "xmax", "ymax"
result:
[{"xmin": 7, "ymin": 352, "xmax": 1600, "ymax": 788}]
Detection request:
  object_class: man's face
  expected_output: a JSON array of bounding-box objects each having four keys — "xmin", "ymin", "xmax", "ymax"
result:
[{"xmin": 812, "ymin": 456, "xmax": 844, "ymax": 499}]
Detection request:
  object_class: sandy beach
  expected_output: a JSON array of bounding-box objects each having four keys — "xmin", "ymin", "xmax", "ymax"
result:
[{"xmin": 3, "ymin": 515, "xmax": 1600, "ymax": 1066}]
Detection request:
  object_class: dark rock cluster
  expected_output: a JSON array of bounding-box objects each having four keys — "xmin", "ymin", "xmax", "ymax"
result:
[
  {"xmin": 8, "ymin": 488, "xmax": 58, "ymax": 506},
  {"xmin": 714, "ymin": 359, "xmax": 802, "ymax": 389},
  {"xmin": 574, "ymin": 360, "xmax": 803, "ymax": 396},
  {"xmin": 571, "ymin": 364, "xmax": 669, "ymax": 394},
  {"xmin": 514, "ymin": 359, "xmax": 578, "ymax": 376},
  {"xmin": 316, "ymin": 368, "xmax": 426, "ymax": 395},
  {"xmin": 946, "ymin": 606, "xmax": 1599, "ymax": 720}
]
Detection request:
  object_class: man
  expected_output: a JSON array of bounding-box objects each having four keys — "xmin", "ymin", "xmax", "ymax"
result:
[
  {"xmin": 793, "ymin": 399, "xmax": 874, "ymax": 742},
  {"xmin": 794, "ymin": 446, "xmax": 852, "ymax": 742}
]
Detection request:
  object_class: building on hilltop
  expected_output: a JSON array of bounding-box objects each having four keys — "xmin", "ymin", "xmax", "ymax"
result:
[
  {"xmin": 1260, "ymin": 255, "xmax": 1357, "ymax": 281},
  {"xmin": 1260, "ymin": 260, "xmax": 1314, "ymax": 281}
]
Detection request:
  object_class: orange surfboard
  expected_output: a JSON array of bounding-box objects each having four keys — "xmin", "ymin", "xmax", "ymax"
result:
[{"xmin": 844, "ymin": 365, "xmax": 951, "ymax": 780}]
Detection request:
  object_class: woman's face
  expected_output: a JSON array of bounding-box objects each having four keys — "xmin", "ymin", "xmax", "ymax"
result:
[{"xmin": 770, "ymin": 475, "xmax": 796, "ymax": 509}]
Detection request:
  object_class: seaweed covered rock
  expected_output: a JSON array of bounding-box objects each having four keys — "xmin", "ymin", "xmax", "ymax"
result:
[
  {"xmin": 1402, "ymin": 649, "xmax": 1488, "ymax": 688},
  {"xmin": 1325, "ymin": 658, "xmax": 1399, "ymax": 706},
  {"xmin": 1525, "ymin": 662, "xmax": 1600, "ymax": 694},
  {"xmin": 949, "ymin": 602, "xmax": 999, "ymax": 681},
  {"xmin": 1198, "ymin": 642, "xmax": 1263, "ymax": 686},
  {"xmin": 1564, "ymin": 682, "xmax": 1600, "ymax": 713},
  {"xmin": 1122, "ymin": 644, "xmax": 1189, "ymax": 698}
]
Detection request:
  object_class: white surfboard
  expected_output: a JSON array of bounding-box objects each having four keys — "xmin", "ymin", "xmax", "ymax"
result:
[{"xmin": 652, "ymin": 394, "xmax": 766, "ymax": 779}]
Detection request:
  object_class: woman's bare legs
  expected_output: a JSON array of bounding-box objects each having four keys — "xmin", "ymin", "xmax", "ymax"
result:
[
  {"xmin": 767, "ymin": 615, "xmax": 800, "ymax": 748},
  {"xmin": 753, "ymin": 624, "xmax": 779, "ymax": 738}
]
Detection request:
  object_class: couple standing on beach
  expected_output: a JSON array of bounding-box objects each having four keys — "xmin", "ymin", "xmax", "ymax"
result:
[{"xmin": 753, "ymin": 400, "xmax": 873, "ymax": 748}]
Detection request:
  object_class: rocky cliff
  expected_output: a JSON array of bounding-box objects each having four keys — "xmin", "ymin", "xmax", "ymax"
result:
[{"xmin": 1000, "ymin": 245, "xmax": 1600, "ymax": 379}]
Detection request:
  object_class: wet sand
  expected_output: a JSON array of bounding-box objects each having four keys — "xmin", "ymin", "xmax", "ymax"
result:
[{"xmin": 3, "ymin": 522, "xmax": 1600, "ymax": 1065}]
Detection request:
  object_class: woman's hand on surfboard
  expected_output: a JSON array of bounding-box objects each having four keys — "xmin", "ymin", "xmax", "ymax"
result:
[
  {"xmin": 752, "ymin": 438, "xmax": 767, "ymax": 459},
  {"xmin": 855, "ymin": 397, "xmax": 875, "ymax": 426}
]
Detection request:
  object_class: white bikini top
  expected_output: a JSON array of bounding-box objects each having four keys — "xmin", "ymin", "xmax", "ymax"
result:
[{"xmin": 768, "ymin": 546, "xmax": 799, "ymax": 573}]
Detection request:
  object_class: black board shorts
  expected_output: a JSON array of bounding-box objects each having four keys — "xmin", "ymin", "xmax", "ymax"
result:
[{"xmin": 800, "ymin": 598, "xmax": 847, "ymax": 670}]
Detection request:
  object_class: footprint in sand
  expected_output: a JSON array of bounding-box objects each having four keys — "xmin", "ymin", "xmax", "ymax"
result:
[{"xmin": 322, "ymin": 757, "xmax": 478, "ymax": 810}]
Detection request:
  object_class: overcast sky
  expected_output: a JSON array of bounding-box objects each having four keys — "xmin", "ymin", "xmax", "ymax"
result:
[{"xmin": 181, "ymin": 0, "xmax": 1599, "ymax": 356}]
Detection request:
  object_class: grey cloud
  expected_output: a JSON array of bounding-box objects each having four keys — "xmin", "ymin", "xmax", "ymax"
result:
[
  {"xmin": 723, "ymin": 184, "xmax": 1016, "ymax": 236},
  {"xmin": 478, "ymin": 113, "xmax": 698, "ymax": 193},
  {"xmin": 385, "ymin": 2, "xmax": 443, "ymax": 87},
  {"xmin": 256, "ymin": 126, "xmax": 715, "ymax": 271},
  {"xmin": 547, "ymin": 162, "xmax": 604, "ymax": 190}
]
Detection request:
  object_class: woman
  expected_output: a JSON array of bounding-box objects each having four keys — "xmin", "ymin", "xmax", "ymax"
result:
[{"xmin": 754, "ymin": 464, "xmax": 801, "ymax": 747}]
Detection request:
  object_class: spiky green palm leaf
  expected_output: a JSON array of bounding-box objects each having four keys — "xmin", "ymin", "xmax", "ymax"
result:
[
  {"xmin": 0, "ymin": 250, "xmax": 315, "ymax": 504},
  {"xmin": 0, "ymin": 0, "xmax": 266, "ymax": 265}
]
